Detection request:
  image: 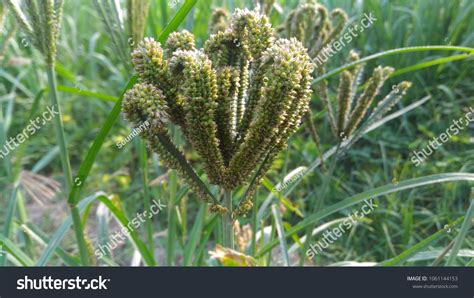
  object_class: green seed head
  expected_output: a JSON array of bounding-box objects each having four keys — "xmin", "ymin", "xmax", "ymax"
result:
[
  {"xmin": 280, "ymin": 0, "xmax": 347, "ymax": 63},
  {"xmin": 123, "ymin": 83, "xmax": 169, "ymax": 136},
  {"xmin": 5, "ymin": 0, "xmax": 64, "ymax": 65},
  {"xmin": 123, "ymin": 8, "xmax": 313, "ymax": 214},
  {"xmin": 165, "ymin": 30, "xmax": 196, "ymax": 58},
  {"xmin": 209, "ymin": 8, "xmax": 229, "ymax": 34}
]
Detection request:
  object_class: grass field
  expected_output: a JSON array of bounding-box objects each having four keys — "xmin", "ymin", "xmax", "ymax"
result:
[{"xmin": 0, "ymin": 0, "xmax": 473, "ymax": 267}]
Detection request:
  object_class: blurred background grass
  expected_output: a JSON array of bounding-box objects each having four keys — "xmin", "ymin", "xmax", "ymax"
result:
[{"xmin": 0, "ymin": 0, "xmax": 473, "ymax": 266}]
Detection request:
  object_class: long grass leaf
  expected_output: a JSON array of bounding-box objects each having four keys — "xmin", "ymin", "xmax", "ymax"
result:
[
  {"xmin": 67, "ymin": 77, "xmax": 137, "ymax": 205},
  {"xmin": 97, "ymin": 196, "xmax": 156, "ymax": 266},
  {"xmin": 158, "ymin": 0, "xmax": 197, "ymax": 44},
  {"xmin": 390, "ymin": 53, "xmax": 473, "ymax": 77},
  {"xmin": 183, "ymin": 204, "xmax": 206, "ymax": 266},
  {"xmin": 446, "ymin": 192, "xmax": 474, "ymax": 266},
  {"xmin": 36, "ymin": 192, "xmax": 104, "ymax": 266},
  {"xmin": 57, "ymin": 85, "xmax": 118, "ymax": 102},
  {"xmin": 380, "ymin": 217, "xmax": 464, "ymax": 266},
  {"xmin": 313, "ymin": 46, "xmax": 474, "ymax": 85},
  {"xmin": 257, "ymin": 173, "xmax": 474, "ymax": 257},
  {"xmin": 0, "ymin": 235, "xmax": 34, "ymax": 266},
  {"xmin": 271, "ymin": 204, "xmax": 290, "ymax": 266},
  {"xmin": 0, "ymin": 185, "xmax": 19, "ymax": 265},
  {"xmin": 21, "ymin": 223, "xmax": 79, "ymax": 266}
]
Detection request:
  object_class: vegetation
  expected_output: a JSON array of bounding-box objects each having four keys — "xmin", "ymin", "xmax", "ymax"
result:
[{"xmin": 0, "ymin": 0, "xmax": 473, "ymax": 267}]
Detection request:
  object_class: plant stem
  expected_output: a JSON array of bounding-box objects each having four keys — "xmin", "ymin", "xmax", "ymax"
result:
[
  {"xmin": 70, "ymin": 204, "xmax": 90, "ymax": 265},
  {"xmin": 222, "ymin": 189, "xmax": 234, "ymax": 249},
  {"xmin": 46, "ymin": 66, "xmax": 73, "ymax": 191},
  {"xmin": 250, "ymin": 190, "xmax": 258, "ymax": 255},
  {"xmin": 167, "ymin": 126, "xmax": 179, "ymax": 265},
  {"xmin": 46, "ymin": 65, "xmax": 90, "ymax": 265},
  {"xmin": 167, "ymin": 169, "xmax": 177, "ymax": 265},
  {"xmin": 0, "ymin": 184, "xmax": 19, "ymax": 265},
  {"xmin": 140, "ymin": 140, "xmax": 154, "ymax": 253}
]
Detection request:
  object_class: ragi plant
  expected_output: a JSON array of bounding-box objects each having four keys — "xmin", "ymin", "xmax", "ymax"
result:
[
  {"xmin": 5, "ymin": 0, "xmax": 92, "ymax": 265},
  {"xmin": 278, "ymin": 0, "xmax": 413, "ymax": 264},
  {"xmin": 0, "ymin": 2, "xmax": 17, "ymax": 63},
  {"xmin": 92, "ymin": 0, "xmax": 151, "ymax": 73},
  {"xmin": 122, "ymin": 8, "xmax": 314, "ymax": 249}
]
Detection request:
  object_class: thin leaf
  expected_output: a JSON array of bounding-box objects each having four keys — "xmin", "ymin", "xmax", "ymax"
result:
[
  {"xmin": 158, "ymin": 0, "xmax": 197, "ymax": 44},
  {"xmin": 257, "ymin": 173, "xmax": 474, "ymax": 257},
  {"xmin": 0, "ymin": 235, "xmax": 34, "ymax": 266},
  {"xmin": 183, "ymin": 204, "xmax": 206, "ymax": 266},
  {"xmin": 390, "ymin": 53, "xmax": 473, "ymax": 77},
  {"xmin": 36, "ymin": 192, "xmax": 104, "ymax": 266},
  {"xmin": 20, "ymin": 223, "xmax": 79, "ymax": 266},
  {"xmin": 313, "ymin": 46, "xmax": 474, "ymax": 85},
  {"xmin": 97, "ymin": 196, "xmax": 156, "ymax": 266},
  {"xmin": 68, "ymin": 77, "xmax": 137, "ymax": 205},
  {"xmin": 271, "ymin": 204, "xmax": 290, "ymax": 266},
  {"xmin": 446, "ymin": 193, "xmax": 474, "ymax": 265},
  {"xmin": 0, "ymin": 185, "xmax": 19, "ymax": 265},
  {"xmin": 57, "ymin": 85, "xmax": 118, "ymax": 102},
  {"xmin": 380, "ymin": 217, "xmax": 464, "ymax": 266}
]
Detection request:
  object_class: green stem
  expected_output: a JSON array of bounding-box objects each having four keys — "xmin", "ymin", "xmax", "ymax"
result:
[
  {"xmin": 46, "ymin": 66, "xmax": 73, "ymax": 191},
  {"xmin": 16, "ymin": 191, "xmax": 34, "ymax": 257},
  {"xmin": 222, "ymin": 189, "xmax": 234, "ymax": 249},
  {"xmin": 140, "ymin": 140, "xmax": 154, "ymax": 253},
  {"xmin": 70, "ymin": 204, "xmax": 90, "ymax": 265},
  {"xmin": 46, "ymin": 65, "xmax": 89, "ymax": 265},
  {"xmin": 166, "ymin": 126, "xmax": 179, "ymax": 266},
  {"xmin": 250, "ymin": 190, "xmax": 258, "ymax": 256},
  {"xmin": 166, "ymin": 170, "xmax": 177, "ymax": 266}
]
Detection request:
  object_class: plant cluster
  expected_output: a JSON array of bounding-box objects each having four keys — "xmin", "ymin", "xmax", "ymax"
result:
[{"xmin": 123, "ymin": 9, "xmax": 314, "ymax": 220}]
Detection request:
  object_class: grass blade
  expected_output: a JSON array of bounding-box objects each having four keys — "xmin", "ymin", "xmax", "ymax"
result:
[
  {"xmin": 20, "ymin": 224, "xmax": 79, "ymax": 266},
  {"xmin": 36, "ymin": 192, "xmax": 104, "ymax": 266},
  {"xmin": 446, "ymin": 191, "xmax": 474, "ymax": 266},
  {"xmin": 0, "ymin": 236, "xmax": 34, "ymax": 266},
  {"xmin": 257, "ymin": 173, "xmax": 474, "ymax": 257},
  {"xmin": 390, "ymin": 53, "xmax": 473, "ymax": 77},
  {"xmin": 380, "ymin": 217, "xmax": 464, "ymax": 266},
  {"xmin": 0, "ymin": 185, "xmax": 19, "ymax": 265},
  {"xmin": 313, "ymin": 46, "xmax": 474, "ymax": 85},
  {"xmin": 272, "ymin": 204, "xmax": 290, "ymax": 266},
  {"xmin": 68, "ymin": 77, "xmax": 137, "ymax": 205},
  {"xmin": 97, "ymin": 196, "xmax": 156, "ymax": 266},
  {"xmin": 158, "ymin": 0, "xmax": 197, "ymax": 44},
  {"xmin": 56, "ymin": 85, "xmax": 118, "ymax": 102},
  {"xmin": 183, "ymin": 204, "xmax": 206, "ymax": 266}
]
